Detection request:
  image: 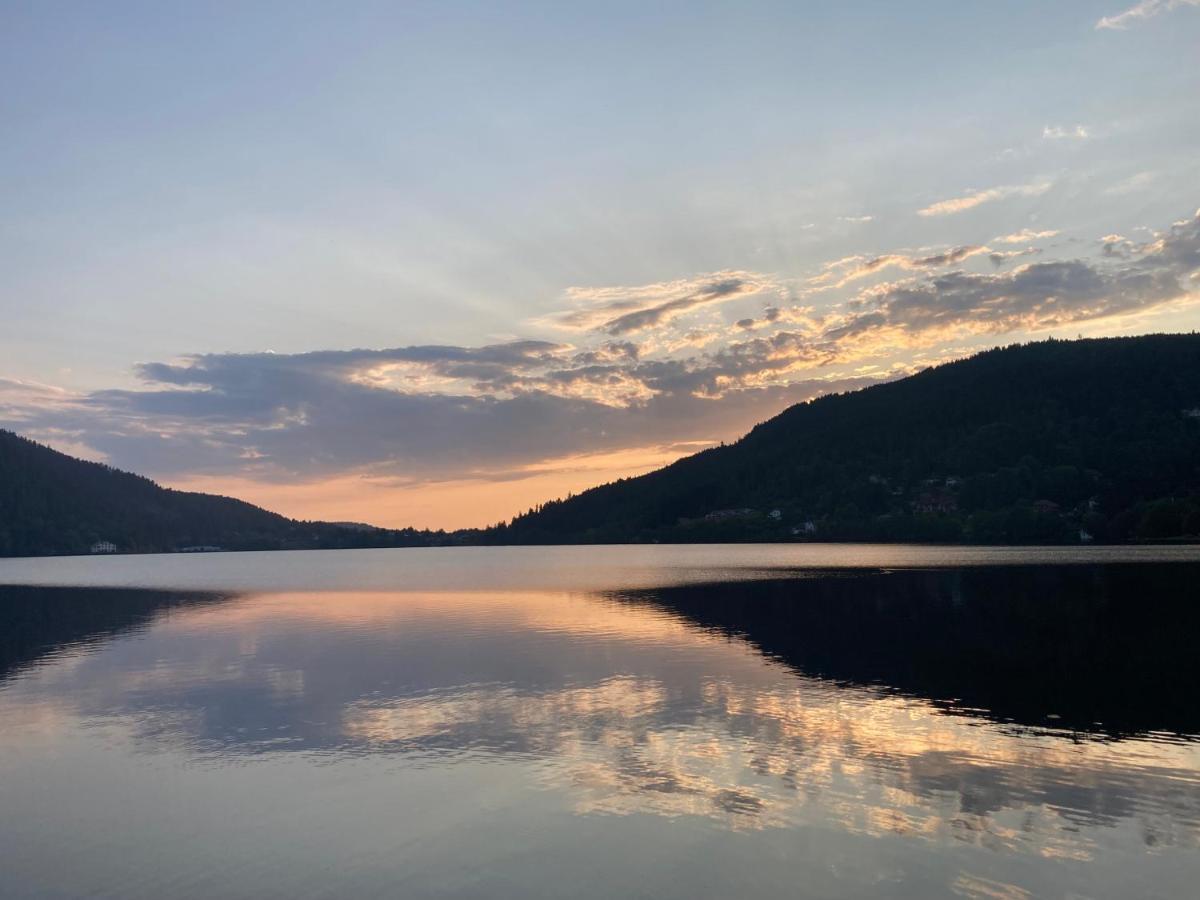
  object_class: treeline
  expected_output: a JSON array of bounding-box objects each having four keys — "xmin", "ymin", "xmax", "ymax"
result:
[
  {"xmin": 490, "ymin": 334, "xmax": 1200, "ymax": 545},
  {"xmin": 0, "ymin": 430, "xmax": 456, "ymax": 557},
  {"xmin": 6, "ymin": 333, "xmax": 1200, "ymax": 556}
]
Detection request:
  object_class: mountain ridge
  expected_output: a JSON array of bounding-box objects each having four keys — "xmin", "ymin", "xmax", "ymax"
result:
[
  {"xmin": 4, "ymin": 333, "xmax": 1200, "ymax": 556},
  {"xmin": 491, "ymin": 333, "xmax": 1200, "ymax": 544},
  {"xmin": 0, "ymin": 429, "xmax": 455, "ymax": 557}
]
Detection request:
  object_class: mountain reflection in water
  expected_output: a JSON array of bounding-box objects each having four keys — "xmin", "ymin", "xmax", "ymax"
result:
[
  {"xmin": 1, "ymin": 562, "xmax": 1198, "ymax": 899},
  {"xmin": 617, "ymin": 564, "xmax": 1200, "ymax": 736}
]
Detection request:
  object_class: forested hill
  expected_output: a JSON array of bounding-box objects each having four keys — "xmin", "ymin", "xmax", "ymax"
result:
[
  {"xmin": 493, "ymin": 334, "xmax": 1200, "ymax": 545},
  {"xmin": 0, "ymin": 430, "xmax": 452, "ymax": 557},
  {"xmin": 7, "ymin": 333, "xmax": 1200, "ymax": 556}
]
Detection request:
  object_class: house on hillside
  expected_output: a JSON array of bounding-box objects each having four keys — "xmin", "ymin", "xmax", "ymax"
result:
[
  {"xmin": 704, "ymin": 508, "xmax": 755, "ymax": 522},
  {"xmin": 90, "ymin": 540, "xmax": 117, "ymax": 554},
  {"xmin": 913, "ymin": 491, "xmax": 957, "ymax": 515}
]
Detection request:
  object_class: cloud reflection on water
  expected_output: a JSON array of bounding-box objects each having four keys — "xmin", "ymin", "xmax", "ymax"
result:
[{"xmin": 3, "ymin": 582, "xmax": 1197, "ymax": 866}]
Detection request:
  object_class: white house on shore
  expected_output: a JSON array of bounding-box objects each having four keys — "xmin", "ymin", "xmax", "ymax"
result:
[{"xmin": 90, "ymin": 541, "xmax": 117, "ymax": 554}]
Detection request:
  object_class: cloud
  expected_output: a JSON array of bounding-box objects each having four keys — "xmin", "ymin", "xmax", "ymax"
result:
[
  {"xmin": 0, "ymin": 378, "xmax": 72, "ymax": 420},
  {"xmin": 811, "ymin": 245, "xmax": 991, "ymax": 288},
  {"xmin": 917, "ymin": 182, "xmax": 1051, "ymax": 217},
  {"xmin": 724, "ymin": 305, "xmax": 819, "ymax": 335},
  {"xmin": 1105, "ymin": 171, "xmax": 1156, "ymax": 196},
  {"xmin": 824, "ymin": 209, "xmax": 1200, "ymax": 346},
  {"xmin": 1096, "ymin": 0, "xmax": 1200, "ymax": 30},
  {"xmin": 4, "ymin": 209, "xmax": 1198, "ymax": 525},
  {"xmin": 994, "ymin": 228, "xmax": 1059, "ymax": 244},
  {"xmin": 545, "ymin": 271, "xmax": 778, "ymax": 335},
  {"xmin": 3, "ymin": 338, "xmax": 880, "ymax": 489},
  {"xmin": 987, "ymin": 248, "xmax": 1043, "ymax": 267},
  {"xmin": 1100, "ymin": 233, "xmax": 1138, "ymax": 258},
  {"xmin": 1042, "ymin": 125, "xmax": 1090, "ymax": 140}
]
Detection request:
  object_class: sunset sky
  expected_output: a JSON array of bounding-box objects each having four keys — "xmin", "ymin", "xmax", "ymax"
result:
[{"xmin": 3, "ymin": 0, "xmax": 1199, "ymax": 529}]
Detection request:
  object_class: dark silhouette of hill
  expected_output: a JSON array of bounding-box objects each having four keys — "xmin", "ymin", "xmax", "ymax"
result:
[
  {"xmin": 6, "ymin": 334, "xmax": 1200, "ymax": 555},
  {"xmin": 494, "ymin": 334, "xmax": 1200, "ymax": 544},
  {"xmin": 613, "ymin": 564, "xmax": 1200, "ymax": 738},
  {"xmin": 0, "ymin": 429, "xmax": 454, "ymax": 557},
  {"xmin": 0, "ymin": 586, "xmax": 229, "ymax": 680}
]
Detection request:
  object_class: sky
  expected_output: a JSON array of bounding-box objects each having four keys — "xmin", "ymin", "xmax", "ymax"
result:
[{"xmin": 2, "ymin": 0, "xmax": 1199, "ymax": 529}]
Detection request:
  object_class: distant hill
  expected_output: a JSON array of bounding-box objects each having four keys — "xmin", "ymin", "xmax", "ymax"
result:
[
  {"xmin": 493, "ymin": 334, "xmax": 1200, "ymax": 545},
  {"xmin": 0, "ymin": 430, "xmax": 452, "ymax": 557},
  {"xmin": 7, "ymin": 334, "xmax": 1200, "ymax": 556}
]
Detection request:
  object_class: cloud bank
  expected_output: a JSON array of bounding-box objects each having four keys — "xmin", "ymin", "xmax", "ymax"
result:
[{"xmin": 3, "ymin": 209, "xmax": 1198, "ymax": 524}]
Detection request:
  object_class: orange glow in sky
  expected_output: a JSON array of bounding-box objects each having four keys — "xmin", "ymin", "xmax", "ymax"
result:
[{"xmin": 166, "ymin": 443, "xmax": 705, "ymax": 530}]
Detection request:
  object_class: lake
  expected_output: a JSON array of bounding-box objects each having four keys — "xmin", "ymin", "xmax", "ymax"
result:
[{"xmin": 2, "ymin": 544, "xmax": 1198, "ymax": 898}]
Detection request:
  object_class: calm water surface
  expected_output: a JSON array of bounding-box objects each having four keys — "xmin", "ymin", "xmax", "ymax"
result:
[{"xmin": 1, "ymin": 545, "xmax": 1198, "ymax": 898}]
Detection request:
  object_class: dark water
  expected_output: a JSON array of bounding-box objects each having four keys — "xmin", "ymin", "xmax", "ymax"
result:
[{"xmin": 1, "ymin": 546, "xmax": 1198, "ymax": 898}]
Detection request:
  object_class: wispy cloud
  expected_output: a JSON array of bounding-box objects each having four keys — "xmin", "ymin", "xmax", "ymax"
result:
[
  {"xmin": 988, "ymin": 248, "xmax": 1043, "ymax": 266},
  {"xmin": 1104, "ymin": 171, "xmax": 1156, "ymax": 196},
  {"xmin": 994, "ymin": 228, "xmax": 1059, "ymax": 244},
  {"xmin": 824, "ymin": 209, "xmax": 1200, "ymax": 347},
  {"xmin": 917, "ymin": 182, "xmax": 1051, "ymax": 217},
  {"xmin": 811, "ymin": 245, "xmax": 990, "ymax": 288},
  {"xmin": 0, "ymin": 377, "xmax": 72, "ymax": 420},
  {"xmin": 545, "ymin": 272, "xmax": 779, "ymax": 335},
  {"xmin": 1043, "ymin": 124, "xmax": 1090, "ymax": 140},
  {"xmin": 1096, "ymin": 0, "xmax": 1200, "ymax": 30}
]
